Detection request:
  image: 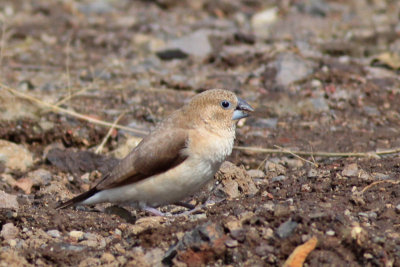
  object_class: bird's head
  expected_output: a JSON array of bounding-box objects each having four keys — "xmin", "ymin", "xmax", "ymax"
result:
[{"xmin": 185, "ymin": 89, "xmax": 254, "ymax": 129}]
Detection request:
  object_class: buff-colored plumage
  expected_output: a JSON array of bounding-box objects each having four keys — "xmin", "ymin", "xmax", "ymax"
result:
[{"xmin": 57, "ymin": 89, "xmax": 253, "ymax": 210}]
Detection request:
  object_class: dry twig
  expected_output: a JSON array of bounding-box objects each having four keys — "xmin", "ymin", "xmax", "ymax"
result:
[
  {"xmin": 0, "ymin": 20, "xmax": 7, "ymax": 76},
  {"xmin": 0, "ymin": 82, "xmax": 148, "ymax": 135},
  {"xmin": 95, "ymin": 111, "xmax": 126, "ymax": 154},
  {"xmin": 360, "ymin": 180, "xmax": 400, "ymax": 194},
  {"xmin": 274, "ymin": 145, "xmax": 318, "ymax": 167},
  {"xmin": 65, "ymin": 39, "xmax": 72, "ymax": 107}
]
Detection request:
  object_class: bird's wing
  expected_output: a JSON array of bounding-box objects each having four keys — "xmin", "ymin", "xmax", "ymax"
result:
[{"xmin": 96, "ymin": 128, "xmax": 189, "ymax": 190}]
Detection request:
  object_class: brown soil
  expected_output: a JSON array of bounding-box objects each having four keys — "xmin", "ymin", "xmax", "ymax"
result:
[{"xmin": 0, "ymin": 0, "xmax": 399, "ymax": 266}]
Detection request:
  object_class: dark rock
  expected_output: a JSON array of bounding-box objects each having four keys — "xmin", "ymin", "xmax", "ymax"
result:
[
  {"xmin": 156, "ymin": 49, "xmax": 188, "ymax": 60},
  {"xmin": 234, "ymin": 32, "xmax": 255, "ymax": 44},
  {"xmin": 230, "ymin": 229, "xmax": 246, "ymax": 242},
  {"xmin": 162, "ymin": 222, "xmax": 227, "ymax": 266}
]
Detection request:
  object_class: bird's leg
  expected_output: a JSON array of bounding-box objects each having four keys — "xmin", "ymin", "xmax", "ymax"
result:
[
  {"xmin": 143, "ymin": 199, "xmax": 223, "ymax": 217},
  {"xmin": 143, "ymin": 206, "xmax": 168, "ymax": 216}
]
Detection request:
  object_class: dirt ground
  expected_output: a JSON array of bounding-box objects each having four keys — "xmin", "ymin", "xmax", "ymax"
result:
[{"xmin": 0, "ymin": 0, "xmax": 400, "ymax": 266}]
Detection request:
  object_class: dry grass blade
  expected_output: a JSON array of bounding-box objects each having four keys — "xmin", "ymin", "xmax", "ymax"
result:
[
  {"xmin": 360, "ymin": 180, "xmax": 400, "ymax": 194},
  {"xmin": 0, "ymin": 82, "xmax": 148, "ymax": 135},
  {"xmin": 65, "ymin": 39, "xmax": 72, "ymax": 107},
  {"xmin": 274, "ymin": 145, "xmax": 318, "ymax": 167},
  {"xmin": 0, "ymin": 19, "xmax": 7, "ymax": 76},
  {"xmin": 95, "ymin": 111, "xmax": 126, "ymax": 154},
  {"xmin": 52, "ymin": 67, "xmax": 109, "ymax": 107}
]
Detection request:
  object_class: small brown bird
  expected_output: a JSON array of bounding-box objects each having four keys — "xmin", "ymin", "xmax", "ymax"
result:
[{"xmin": 57, "ymin": 89, "xmax": 253, "ymax": 214}]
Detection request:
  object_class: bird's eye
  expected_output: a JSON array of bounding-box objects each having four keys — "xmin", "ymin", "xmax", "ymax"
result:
[{"xmin": 220, "ymin": 100, "xmax": 231, "ymax": 109}]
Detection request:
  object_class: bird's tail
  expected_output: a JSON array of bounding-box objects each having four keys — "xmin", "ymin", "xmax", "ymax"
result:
[{"xmin": 56, "ymin": 187, "xmax": 99, "ymax": 210}]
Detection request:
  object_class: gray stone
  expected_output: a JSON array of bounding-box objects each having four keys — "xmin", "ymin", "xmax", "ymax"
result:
[
  {"xmin": 251, "ymin": 7, "xmax": 279, "ymax": 38},
  {"xmin": 0, "ymin": 140, "xmax": 33, "ymax": 172},
  {"xmin": 0, "ymin": 95, "xmax": 41, "ymax": 121},
  {"xmin": 247, "ymin": 169, "xmax": 265, "ymax": 179},
  {"xmin": 373, "ymin": 173, "xmax": 391, "ymax": 180},
  {"xmin": 162, "ymin": 29, "xmax": 213, "ymax": 58},
  {"xmin": 255, "ymin": 243, "xmax": 274, "ymax": 256},
  {"xmin": 47, "ymin": 230, "xmax": 61, "ymax": 238},
  {"xmin": 276, "ymin": 219, "xmax": 298, "ymax": 238},
  {"xmin": 364, "ymin": 106, "xmax": 381, "ymax": 116},
  {"xmin": 296, "ymin": 0, "xmax": 330, "ymax": 17},
  {"xmin": 26, "ymin": 169, "xmax": 52, "ymax": 186},
  {"xmin": 308, "ymin": 169, "xmax": 319, "ymax": 178},
  {"xmin": 358, "ymin": 211, "xmax": 377, "ymax": 219},
  {"xmin": 273, "ymin": 53, "xmax": 315, "ymax": 86},
  {"xmin": 310, "ymin": 97, "xmax": 329, "ymax": 112},
  {"xmin": 342, "ymin": 163, "xmax": 359, "ymax": 177},
  {"xmin": 225, "ymin": 238, "xmax": 239, "ymax": 248},
  {"xmin": 271, "ymin": 175, "xmax": 287, "ymax": 182},
  {"xmin": 1, "ymin": 223, "xmax": 19, "ymax": 240},
  {"xmin": 252, "ymin": 118, "xmax": 278, "ymax": 129},
  {"xmin": 0, "ymin": 190, "xmax": 19, "ymax": 209},
  {"xmin": 78, "ymin": 1, "xmax": 114, "ymax": 14}
]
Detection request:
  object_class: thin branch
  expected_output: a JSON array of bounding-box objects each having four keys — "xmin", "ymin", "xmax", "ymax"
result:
[
  {"xmin": 65, "ymin": 39, "xmax": 72, "ymax": 107},
  {"xmin": 53, "ymin": 86, "xmax": 92, "ymax": 107},
  {"xmin": 95, "ymin": 111, "xmax": 126, "ymax": 154},
  {"xmin": 0, "ymin": 82, "xmax": 148, "ymax": 135},
  {"xmin": 234, "ymin": 146, "xmax": 400, "ymax": 158}
]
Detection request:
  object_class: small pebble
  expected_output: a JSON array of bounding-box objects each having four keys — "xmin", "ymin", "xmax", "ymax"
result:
[
  {"xmin": 395, "ymin": 204, "xmax": 400, "ymax": 213},
  {"xmin": 271, "ymin": 175, "xmax": 287, "ymax": 182},
  {"xmin": 225, "ymin": 238, "xmax": 239, "ymax": 248},
  {"xmin": 47, "ymin": 230, "xmax": 61, "ymax": 238},
  {"xmin": 101, "ymin": 253, "xmax": 115, "ymax": 263},
  {"xmin": 307, "ymin": 169, "xmax": 318, "ymax": 178},
  {"xmin": 69, "ymin": 230, "xmax": 84, "ymax": 241},
  {"xmin": 1, "ymin": 223, "xmax": 19, "ymax": 240},
  {"xmin": 262, "ymin": 228, "xmax": 274, "ymax": 240},
  {"xmin": 276, "ymin": 219, "xmax": 298, "ymax": 239},
  {"xmin": 247, "ymin": 169, "xmax": 265, "ymax": 178},
  {"xmin": 114, "ymin": 229, "xmax": 122, "ymax": 236},
  {"xmin": 326, "ymin": 230, "xmax": 335, "ymax": 236},
  {"xmin": 255, "ymin": 244, "xmax": 274, "ymax": 257}
]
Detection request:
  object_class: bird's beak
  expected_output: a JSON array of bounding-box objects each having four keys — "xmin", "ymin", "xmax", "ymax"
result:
[{"xmin": 232, "ymin": 98, "xmax": 254, "ymax": 120}]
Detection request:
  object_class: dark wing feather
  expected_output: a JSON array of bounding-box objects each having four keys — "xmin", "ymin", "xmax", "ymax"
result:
[{"xmin": 96, "ymin": 128, "xmax": 188, "ymax": 190}]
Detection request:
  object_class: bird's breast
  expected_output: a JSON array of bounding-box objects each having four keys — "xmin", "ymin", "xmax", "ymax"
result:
[{"xmin": 187, "ymin": 128, "xmax": 235, "ymax": 164}]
